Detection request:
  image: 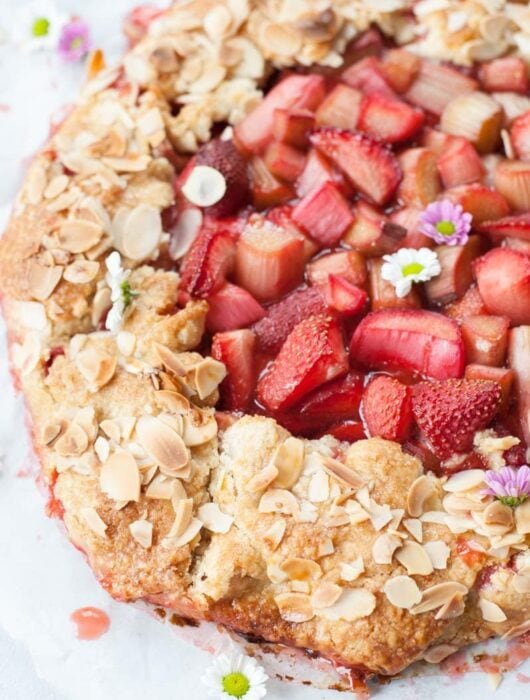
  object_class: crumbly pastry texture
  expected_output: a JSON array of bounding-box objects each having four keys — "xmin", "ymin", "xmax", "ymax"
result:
[{"xmin": 2, "ymin": 0, "xmax": 530, "ymax": 681}]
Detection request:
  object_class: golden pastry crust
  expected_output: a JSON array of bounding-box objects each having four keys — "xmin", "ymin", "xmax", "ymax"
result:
[{"xmin": 1, "ymin": 0, "xmax": 530, "ymax": 682}]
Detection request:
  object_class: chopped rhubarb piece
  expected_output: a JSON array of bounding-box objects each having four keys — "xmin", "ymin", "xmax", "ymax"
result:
[
  {"xmin": 405, "ymin": 61, "xmax": 478, "ymax": 116},
  {"xmin": 504, "ymin": 237, "xmax": 530, "ymax": 255},
  {"xmin": 362, "ymin": 375, "xmax": 413, "ymax": 442},
  {"xmin": 445, "ymin": 286, "xmax": 488, "ymax": 321},
  {"xmin": 272, "ymin": 108, "xmax": 315, "ymax": 149},
  {"xmin": 263, "ymin": 142, "xmax": 306, "ymax": 182},
  {"xmin": 508, "ymin": 326, "xmax": 530, "ymax": 443},
  {"xmin": 307, "ymin": 250, "xmax": 367, "ymax": 287},
  {"xmin": 510, "ymin": 111, "xmax": 530, "ymax": 161},
  {"xmin": 341, "ymin": 56, "xmax": 396, "ymax": 97},
  {"xmin": 474, "ymin": 248, "xmax": 530, "ymax": 325},
  {"xmin": 477, "ymin": 213, "xmax": 530, "ymax": 241},
  {"xmin": 297, "ymin": 372, "xmax": 364, "ymax": 424},
  {"xmin": 445, "ymin": 184, "xmax": 509, "ymax": 224},
  {"xmin": 179, "ymin": 222, "xmax": 237, "ymax": 298},
  {"xmin": 350, "ymin": 309, "xmax": 465, "ymax": 380},
  {"xmin": 494, "ymin": 160, "xmax": 530, "ymax": 211},
  {"xmin": 206, "ymin": 283, "xmax": 265, "ymax": 333},
  {"xmin": 437, "ymin": 138, "xmax": 485, "ymax": 189},
  {"xmin": 315, "ymin": 85, "xmax": 362, "ymax": 130},
  {"xmin": 253, "ymin": 286, "xmax": 327, "ymax": 354},
  {"xmin": 310, "ymin": 128, "xmax": 402, "ymax": 206},
  {"xmin": 343, "ymin": 200, "xmax": 406, "ymax": 256},
  {"xmin": 411, "ymin": 379, "xmax": 501, "ymax": 459},
  {"xmin": 465, "ymin": 364, "xmax": 514, "ymax": 412},
  {"xmin": 234, "ymin": 218, "xmax": 305, "ymax": 302},
  {"xmin": 325, "ymin": 274, "xmax": 367, "ymax": 316},
  {"xmin": 257, "ymin": 315, "xmax": 349, "ymax": 412},
  {"xmin": 266, "ymin": 205, "xmax": 319, "ymax": 261},
  {"xmin": 326, "ymin": 420, "xmax": 366, "ymax": 443},
  {"xmin": 397, "ymin": 147, "xmax": 441, "ymax": 207},
  {"xmin": 389, "ymin": 207, "xmax": 434, "ymax": 249},
  {"xmin": 380, "ymin": 48, "xmax": 421, "ymax": 93},
  {"xmin": 234, "ymin": 74, "xmax": 326, "ymax": 154},
  {"xmin": 421, "ymin": 128, "xmax": 454, "ymax": 156},
  {"xmin": 295, "ymin": 148, "xmax": 349, "ymax": 199},
  {"xmin": 292, "ymin": 181, "xmax": 354, "ymax": 247},
  {"xmin": 440, "ymin": 91, "xmax": 503, "ymax": 153},
  {"xmin": 249, "ymin": 157, "xmax": 294, "ymax": 209},
  {"xmin": 492, "ymin": 92, "xmax": 530, "ymax": 124},
  {"xmin": 479, "ymin": 57, "xmax": 529, "ymax": 95},
  {"xmin": 461, "ymin": 314, "xmax": 510, "ymax": 367},
  {"xmin": 193, "ymin": 139, "xmax": 250, "ymax": 217},
  {"xmin": 211, "ymin": 329, "xmax": 256, "ymax": 411},
  {"xmin": 369, "ymin": 258, "xmax": 422, "ymax": 311},
  {"xmin": 424, "ymin": 236, "xmax": 484, "ymax": 306},
  {"xmin": 357, "ymin": 93, "xmax": 424, "ymax": 144}
]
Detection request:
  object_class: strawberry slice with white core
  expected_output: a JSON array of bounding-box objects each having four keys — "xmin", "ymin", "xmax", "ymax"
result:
[
  {"xmin": 362, "ymin": 375, "xmax": 413, "ymax": 442},
  {"xmin": 295, "ymin": 148, "xmax": 349, "ymax": 199},
  {"xmin": 479, "ymin": 57, "xmax": 529, "ymax": 95},
  {"xmin": 257, "ymin": 314, "xmax": 349, "ymax": 412},
  {"xmin": 357, "ymin": 93, "xmax": 425, "ymax": 144},
  {"xmin": 315, "ymin": 85, "xmax": 363, "ymax": 130},
  {"xmin": 424, "ymin": 236, "xmax": 484, "ymax": 306},
  {"xmin": 344, "ymin": 200, "xmax": 405, "ymax": 256},
  {"xmin": 510, "ymin": 111, "xmax": 530, "ymax": 161},
  {"xmin": 494, "ymin": 160, "xmax": 530, "ymax": 211},
  {"xmin": 369, "ymin": 258, "xmax": 422, "ymax": 311},
  {"xmin": 508, "ymin": 326, "xmax": 530, "ymax": 443},
  {"xmin": 273, "ymin": 108, "xmax": 315, "ymax": 149},
  {"xmin": 440, "ymin": 91, "xmax": 503, "ymax": 153},
  {"xmin": 234, "ymin": 218, "xmax": 305, "ymax": 302},
  {"xmin": 397, "ymin": 147, "xmax": 441, "ymax": 208},
  {"xmin": 350, "ymin": 309, "xmax": 465, "ymax": 379},
  {"xmin": 477, "ymin": 213, "xmax": 530, "ymax": 241},
  {"xmin": 465, "ymin": 364, "xmax": 514, "ymax": 412},
  {"xmin": 325, "ymin": 274, "xmax": 367, "ymax": 316},
  {"xmin": 179, "ymin": 222, "xmax": 237, "ymax": 298},
  {"xmin": 437, "ymin": 138, "xmax": 485, "ymax": 189},
  {"xmin": 234, "ymin": 74, "xmax": 326, "ymax": 155},
  {"xmin": 474, "ymin": 248, "xmax": 530, "ymax": 325},
  {"xmin": 461, "ymin": 315, "xmax": 510, "ymax": 367},
  {"xmin": 206, "ymin": 283, "xmax": 265, "ymax": 333},
  {"xmin": 405, "ymin": 61, "xmax": 478, "ymax": 116},
  {"xmin": 264, "ymin": 142, "xmax": 306, "ymax": 182},
  {"xmin": 341, "ymin": 57, "xmax": 396, "ymax": 97},
  {"xmin": 445, "ymin": 184, "xmax": 509, "ymax": 224},
  {"xmin": 307, "ymin": 250, "xmax": 367, "ymax": 287},
  {"xmin": 292, "ymin": 181, "xmax": 354, "ymax": 247},
  {"xmin": 211, "ymin": 329, "xmax": 257, "ymax": 411},
  {"xmin": 310, "ymin": 128, "xmax": 402, "ymax": 206}
]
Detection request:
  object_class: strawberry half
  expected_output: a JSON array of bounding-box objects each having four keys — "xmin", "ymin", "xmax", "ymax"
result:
[
  {"xmin": 194, "ymin": 139, "xmax": 250, "ymax": 217},
  {"xmin": 211, "ymin": 329, "xmax": 256, "ymax": 411},
  {"xmin": 411, "ymin": 379, "xmax": 502, "ymax": 459},
  {"xmin": 257, "ymin": 315, "xmax": 349, "ymax": 412},
  {"xmin": 477, "ymin": 213, "xmax": 530, "ymax": 241},
  {"xmin": 206, "ymin": 283, "xmax": 265, "ymax": 333},
  {"xmin": 362, "ymin": 375, "xmax": 413, "ymax": 442},
  {"xmin": 310, "ymin": 128, "xmax": 402, "ymax": 206}
]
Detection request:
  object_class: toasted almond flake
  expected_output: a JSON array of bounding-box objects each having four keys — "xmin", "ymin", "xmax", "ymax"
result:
[
  {"xmin": 345, "ymin": 500, "xmax": 370, "ymax": 525},
  {"xmin": 76, "ymin": 347, "xmax": 117, "ymax": 389},
  {"xmin": 80, "ymin": 506, "xmax": 107, "ymax": 538},
  {"xmin": 57, "ymin": 220, "xmax": 103, "ymax": 254},
  {"xmin": 281, "ymin": 558, "xmax": 322, "ymax": 581},
  {"xmin": 423, "ymin": 644, "xmax": 459, "ymax": 664},
  {"xmin": 169, "ymin": 208, "xmax": 203, "ymax": 260},
  {"xmin": 247, "ymin": 463, "xmax": 279, "ymax": 493},
  {"xmin": 384, "ymin": 575, "xmax": 422, "ymax": 609},
  {"xmin": 94, "ymin": 436, "xmax": 110, "ymax": 463},
  {"xmin": 181, "ymin": 413, "xmax": 218, "ymax": 446},
  {"xmin": 435, "ymin": 593, "xmax": 465, "ymax": 620},
  {"xmin": 311, "ymin": 582, "xmax": 343, "ymax": 609},
  {"xmin": 181, "ymin": 165, "xmax": 227, "ymax": 207},
  {"xmin": 258, "ymin": 488, "xmax": 300, "ymax": 517},
  {"xmin": 479, "ymin": 597, "xmax": 507, "ymax": 623},
  {"xmin": 121, "ymin": 204, "xmax": 162, "ymax": 261},
  {"xmin": 154, "ymin": 390, "xmax": 191, "ymax": 414},
  {"xmin": 263, "ymin": 519, "xmax": 286, "ymax": 550},
  {"xmin": 407, "ymin": 475, "xmax": 435, "ymax": 517},
  {"xmin": 41, "ymin": 419, "xmax": 64, "ymax": 445},
  {"xmin": 512, "ymin": 572, "xmax": 530, "ymax": 593},
  {"xmin": 25, "ymin": 163, "xmax": 47, "ymax": 205},
  {"xmin": 319, "ymin": 588, "xmax": 376, "ymax": 622},
  {"xmin": 198, "ymin": 502, "xmax": 233, "ymax": 534},
  {"xmin": 403, "ymin": 518, "xmax": 423, "ymax": 542},
  {"xmin": 193, "ymin": 357, "xmax": 226, "ymax": 399},
  {"xmin": 272, "ymin": 437, "xmax": 305, "ymax": 490},
  {"xmin": 169, "ymin": 497, "xmax": 194, "ymax": 538},
  {"xmin": 158, "ymin": 412, "xmax": 184, "ymax": 435},
  {"xmin": 515, "ymin": 500, "xmax": 530, "ymax": 535},
  {"xmin": 262, "ymin": 22, "xmax": 302, "ymax": 55},
  {"xmin": 12, "ymin": 332, "xmax": 41, "ymax": 375},
  {"xmin": 155, "ymin": 344, "xmax": 187, "ymax": 376},
  {"xmin": 484, "ymin": 501, "xmax": 514, "ymax": 528},
  {"xmin": 162, "ymin": 516, "xmax": 202, "ymax": 549},
  {"xmin": 54, "ymin": 422, "xmax": 89, "ymax": 457},
  {"xmin": 502, "ymin": 620, "xmax": 530, "ymax": 640},
  {"xmin": 423, "ymin": 540, "xmax": 451, "ymax": 570},
  {"xmin": 317, "ymin": 538, "xmax": 334, "ymax": 557},
  {"xmin": 267, "ymin": 563, "xmax": 288, "ymax": 584},
  {"xmin": 103, "ymin": 155, "xmax": 151, "ymax": 172},
  {"xmin": 136, "ymin": 415, "xmax": 189, "ymax": 476},
  {"xmin": 443, "ymin": 469, "xmax": 485, "ymax": 492},
  {"xmin": 100, "ymin": 451, "xmax": 140, "ymax": 502},
  {"xmin": 307, "ymin": 470, "xmax": 329, "ymax": 503},
  {"xmin": 395, "ymin": 541, "xmax": 434, "ymax": 576},
  {"xmin": 91, "ymin": 287, "xmax": 111, "ymax": 327},
  {"xmin": 388, "ymin": 508, "xmax": 405, "ymax": 531},
  {"xmin": 369, "ymin": 501, "xmax": 394, "ymax": 531},
  {"xmin": 320, "ymin": 455, "xmax": 365, "ymax": 490},
  {"xmin": 411, "ymin": 582, "xmax": 468, "ymax": 615},
  {"xmin": 275, "ymin": 593, "xmax": 314, "ymax": 623},
  {"xmin": 487, "ymin": 672, "xmax": 503, "ymax": 691},
  {"xmin": 129, "ymin": 519, "xmax": 153, "ymax": 548},
  {"xmin": 100, "ymin": 419, "xmax": 121, "ymax": 443},
  {"xmin": 340, "ymin": 556, "xmax": 365, "ymax": 582},
  {"xmin": 322, "ymin": 505, "xmax": 350, "ymax": 528},
  {"xmin": 28, "ymin": 263, "xmax": 63, "ymax": 301},
  {"xmin": 291, "ymin": 580, "xmax": 310, "ymax": 594},
  {"xmin": 171, "ymin": 479, "xmax": 187, "ymax": 507},
  {"xmin": 145, "ymin": 473, "xmax": 175, "ymax": 500},
  {"xmin": 372, "ymin": 533, "xmax": 401, "ymax": 565},
  {"xmin": 116, "ymin": 331, "xmax": 136, "ymax": 357},
  {"xmin": 63, "ymin": 259, "xmax": 100, "ymax": 284},
  {"xmin": 44, "ymin": 174, "xmax": 69, "ymax": 199}
]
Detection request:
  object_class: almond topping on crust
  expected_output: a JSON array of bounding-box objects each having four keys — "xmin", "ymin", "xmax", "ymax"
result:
[
  {"xmin": 170, "ymin": 497, "xmax": 194, "ymax": 538},
  {"xmin": 423, "ymin": 644, "xmax": 459, "ymax": 664},
  {"xmin": 395, "ymin": 541, "xmax": 434, "ymax": 576},
  {"xmin": 121, "ymin": 204, "xmax": 162, "ymax": 261},
  {"xmin": 411, "ymin": 582, "xmax": 468, "ymax": 615},
  {"xmin": 258, "ymin": 489, "xmax": 300, "ymax": 517},
  {"xmin": 154, "ymin": 390, "xmax": 191, "ymax": 414},
  {"xmin": 80, "ymin": 507, "xmax": 107, "ymax": 538},
  {"xmin": 280, "ymin": 558, "xmax": 322, "ymax": 581},
  {"xmin": 247, "ymin": 463, "xmax": 279, "ymax": 493},
  {"xmin": 100, "ymin": 419, "xmax": 121, "ymax": 443},
  {"xmin": 403, "ymin": 518, "xmax": 423, "ymax": 542},
  {"xmin": 136, "ymin": 415, "xmax": 190, "ymax": 476},
  {"xmin": 129, "ymin": 519, "xmax": 153, "ymax": 549},
  {"xmin": 479, "ymin": 597, "xmax": 507, "ymax": 623},
  {"xmin": 515, "ymin": 500, "xmax": 530, "ymax": 535},
  {"xmin": 407, "ymin": 475, "xmax": 436, "ymax": 517},
  {"xmin": 41, "ymin": 419, "xmax": 65, "ymax": 445},
  {"xmin": 435, "ymin": 593, "xmax": 465, "ymax": 620},
  {"xmin": 272, "ymin": 437, "xmax": 305, "ymax": 490},
  {"xmin": 155, "ymin": 344, "xmax": 186, "ymax": 375},
  {"xmin": 512, "ymin": 572, "xmax": 530, "ymax": 593},
  {"xmin": 502, "ymin": 620, "xmax": 530, "ymax": 640},
  {"xmin": 319, "ymin": 588, "xmax": 376, "ymax": 621},
  {"xmin": 181, "ymin": 413, "xmax": 218, "ymax": 446},
  {"xmin": 162, "ymin": 517, "xmax": 202, "ymax": 550},
  {"xmin": 384, "ymin": 575, "xmax": 422, "ymax": 609},
  {"xmin": 311, "ymin": 582, "xmax": 343, "ymax": 609},
  {"xmin": 63, "ymin": 260, "xmax": 100, "ymax": 284},
  {"xmin": 198, "ymin": 502, "xmax": 234, "ymax": 534},
  {"xmin": 263, "ymin": 520, "xmax": 286, "ymax": 550},
  {"xmin": 423, "ymin": 540, "xmax": 451, "ymax": 570},
  {"xmin": 54, "ymin": 422, "xmax": 89, "ymax": 456},
  {"xmin": 340, "ymin": 556, "xmax": 365, "ymax": 582},
  {"xmin": 76, "ymin": 347, "xmax": 117, "ymax": 389},
  {"xmin": 193, "ymin": 357, "xmax": 227, "ymax": 399},
  {"xmin": 275, "ymin": 593, "xmax": 314, "ymax": 623},
  {"xmin": 100, "ymin": 451, "xmax": 141, "ymax": 502},
  {"xmin": 484, "ymin": 501, "xmax": 514, "ymax": 528},
  {"xmin": 308, "ymin": 470, "xmax": 329, "ymax": 503},
  {"xmin": 373, "ymin": 533, "xmax": 401, "ymax": 565},
  {"xmin": 443, "ymin": 469, "xmax": 486, "ymax": 492},
  {"xmin": 319, "ymin": 455, "xmax": 365, "ymax": 491},
  {"xmin": 116, "ymin": 331, "xmax": 136, "ymax": 357},
  {"xmin": 57, "ymin": 220, "xmax": 103, "ymax": 253},
  {"xmin": 145, "ymin": 473, "xmax": 177, "ymax": 500},
  {"xmin": 28, "ymin": 263, "xmax": 63, "ymax": 301}
]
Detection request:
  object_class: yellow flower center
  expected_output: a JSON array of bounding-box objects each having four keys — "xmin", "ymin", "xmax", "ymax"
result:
[
  {"xmin": 32, "ymin": 17, "xmax": 50, "ymax": 37},
  {"xmin": 402, "ymin": 262, "xmax": 424, "ymax": 277},
  {"xmin": 222, "ymin": 672, "xmax": 250, "ymax": 698},
  {"xmin": 436, "ymin": 220, "xmax": 456, "ymax": 236}
]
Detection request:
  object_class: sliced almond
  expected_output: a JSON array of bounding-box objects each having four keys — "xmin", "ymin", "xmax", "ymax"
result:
[
  {"xmin": 28, "ymin": 263, "xmax": 63, "ymax": 301},
  {"xmin": 318, "ymin": 538, "xmax": 334, "ymax": 557},
  {"xmin": 198, "ymin": 502, "xmax": 233, "ymax": 534},
  {"xmin": 423, "ymin": 644, "xmax": 459, "ymax": 664},
  {"xmin": 423, "ymin": 540, "xmax": 451, "ymax": 570},
  {"xmin": 57, "ymin": 220, "xmax": 103, "ymax": 253},
  {"xmin": 435, "ymin": 593, "xmax": 465, "ymax": 620},
  {"xmin": 121, "ymin": 204, "xmax": 162, "ymax": 261},
  {"xmin": 129, "ymin": 519, "xmax": 153, "ymax": 548},
  {"xmin": 258, "ymin": 489, "xmax": 300, "ymax": 517},
  {"xmin": 168, "ymin": 208, "xmax": 202, "ymax": 260},
  {"xmin": 502, "ymin": 620, "xmax": 530, "ymax": 640},
  {"xmin": 153, "ymin": 345, "xmax": 188, "ymax": 374},
  {"xmin": 162, "ymin": 516, "xmax": 202, "ymax": 549},
  {"xmin": 154, "ymin": 390, "xmax": 191, "ymax": 414},
  {"xmin": 100, "ymin": 451, "xmax": 140, "ymax": 502},
  {"xmin": 372, "ymin": 533, "xmax": 401, "ymax": 565},
  {"xmin": 54, "ymin": 422, "xmax": 89, "ymax": 457},
  {"xmin": 479, "ymin": 597, "xmax": 507, "ymax": 623},
  {"xmin": 484, "ymin": 501, "xmax": 514, "ymax": 528},
  {"xmin": 395, "ymin": 541, "xmax": 434, "ymax": 576},
  {"xmin": 100, "ymin": 419, "xmax": 121, "ymax": 443},
  {"xmin": 263, "ymin": 519, "xmax": 286, "ymax": 550},
  {"xmin": 319, "ymin": 588, "xmax": 376, "ymax": 621},
  {"xmin": 512, "ymin": 573, "xmax": 530, "ymax": 593},
  {"xmin": 94, "ymin": 436, "xmax": 110, "ymax": 463},
  {"xmin": 275, "ymin": 593, "xmax": 314, "ymax": 623},
  {"xmin": 272, "ymin": 437, "xmax": 305, "ymax": 490},
  {"xmin": 76, "ymin": 347, "xmax": 117, "ymax": 389},
  {"xmin": 384, "ymin": 575, "xmax": 422, "ymax": 609},
  {"xmin": 403, "ymin": 518, "xmax": 423, "ymax": 542},
  {"xmin": 407, "ymin": 475, "xmax": 435, "ymax": 517},
  {"xmin": 145, "ymin": 473, "xmax": 176, "ymax": 500},
  {"xmin": 280, "ymin": 558, "xmax": 322, "ymax": 581},
  {"xmin": 80, "ymin": 506, "xmax": 107, "ymax": 538},
  {"xmin": 63, "ymin": 259, "xmax": 100, "ymax": 284},
  {"xmin": 411, "ymin": 582, "xmax": 468, "ymax": 615},
  {"xmin": 308, "ymin": 470, "xmax": 329, "ymax": 503},
  {"xmin": 247, "ymin": 463, "xmax": 279, "ymax": 493},
  {"xmin": 116, "ymin": 331, "xmax": 136, "ymax": 357},
  {"xmin": 515, "ymin": 500, "xmax": 530, "ymax": 535},
  {"xmin": 136, "ymin": 415, "xmax": 190, "ymax": 476},
  {"xmin": 311, "ymin": 582, "xmax": 343, "ymax": 609},
  {"xmin": 181, "ymin": 413, "xmax": 218, "ymax": 446},
  {"xmin": 320, "ymin": 455, "xmax": 365, "ymax": 490},
  {"xmin": 181, "ymin": 165, "xmax": 227, "ymax": 207},
  {"xmin": 41, "ymin": 419, "xmax": 65, "ymax": 445},
  {"xmin": 170, "ymin": 497, "xmax": 194, "ymax": 538},
  {"xmin": 340, "ymin": 556, "xmax": 364, "ymax": 582},
  {"xmin": 193, "ymin": 358, "xmax": 226, "ymax": 399},
  {"xmin": 443, "ymin": 469, "xmax": 486, "ymax": 492}
]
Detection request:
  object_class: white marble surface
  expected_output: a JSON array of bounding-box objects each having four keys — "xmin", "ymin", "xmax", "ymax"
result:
[{"xmin": 1, "ymin": 2, "xmax": 530, "ymax": 698}]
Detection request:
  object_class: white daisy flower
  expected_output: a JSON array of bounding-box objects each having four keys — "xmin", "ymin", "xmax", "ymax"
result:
[
  {"xmin": 104, "ymin": 251, "xmax": 138, "ymax": 333},
  {"xmin": 202, "ymin": 651, "xmax": 268, "ymax": 700},
  {"xmin": 12, "ymin": 0, "xmax": 67, "ymax": 52},
  {"xmin": 381, "ymin": 247, "xmax": 441, "ymax": 298}
]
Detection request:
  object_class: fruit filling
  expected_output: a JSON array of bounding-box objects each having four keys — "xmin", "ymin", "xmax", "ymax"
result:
[{"xmin": 166, "ymin": 40, "xmax": 530, "ymax": 475}]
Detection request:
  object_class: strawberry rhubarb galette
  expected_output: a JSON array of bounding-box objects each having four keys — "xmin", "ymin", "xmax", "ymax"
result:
[{"xmin": 4, "ymin": 0, "xmax": 530, "ymax": 688}]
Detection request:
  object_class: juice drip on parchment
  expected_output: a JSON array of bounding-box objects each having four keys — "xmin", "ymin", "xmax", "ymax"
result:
[{"xmin": 70, "ymin": 607, "xmax": 110, "ymax": 640}]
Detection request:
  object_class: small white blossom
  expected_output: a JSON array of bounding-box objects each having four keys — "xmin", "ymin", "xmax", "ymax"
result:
[
  {"xmin": 381, "ymin": 247, "xmax": 441, "ymax": 298},
  {"xmin": 203, "ymin": 651, "xmax": 268, "ymax": 700},
  {"xmin": 105, "ymin": 252, "xmax": 136, "ymax": 334},
  {"xmin": 12, "ymin": 0, "xmax": 67, "ymax": 52}
]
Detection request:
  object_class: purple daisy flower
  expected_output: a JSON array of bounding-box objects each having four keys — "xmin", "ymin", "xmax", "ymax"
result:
[
  {"xmin": 483, "ymin": 465, "xmax": 530, "ymax": 507},
  {"xmin": 419, "ymin": 200, "xmax": 472, "ymax": 246},
  {"xmin": 58, "ymin": 19, "xmax": 91, "ymax": 62}
]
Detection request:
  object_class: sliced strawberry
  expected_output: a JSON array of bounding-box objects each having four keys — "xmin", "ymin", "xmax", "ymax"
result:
[
  {"xmin": 341, "ymin": 57, "xmax": 396, "ymax": 97},
  {"xmin": 397, "ymin": 147, "xmax": 441, "ymax": 207},
  {"xmin": 273, "ymin": 108, "xmax": 315, "ymax": 149},
  {"xmin": 315, "ymin": 85, "xmax": 362, "ymax": 130},
  {"xmin": 369, "ymin": 258, "xmax": 422, "ymax": 311},
  {"xmin": 494, "ymin": 160, "xmax": 530, "ymax": 212},
  {"xmin": 389, "ymin": 207, "xmax": 434, "ymax": 249},
  {"xmin": 263, "ymin": 142, "xmax": 306, "ymax": 182},
  {"xmin": 307, "ymin": 250, "xmax": 367, "ymax": 287},
  {"xmin": 206, "ymin": 283, "xmax": 265, "ymax": 333},
  {"xmin": 193, "ymin": 139, "xmax": 250, "ymax": 217},
  {"xmin": 437, "ymin": 137, "xmax": 485, "ymax": 189},
  {"xmin": 411, "ymin": 379, "xmax": 502, "ymax": 459},
  {"xmin": 292, "ymin": 181, "xmax": 354, "ymax": 247},
  {"xmin": 350, "ymin": 309, "xmax": 465, "ymax": 380},
  {"xmin": 510, "ymin": 111, "xmax": 530, "ymax": 162},
  {"xmin": 325, "ymin": 420, "xmax": 366, "ymax": 443},
  {"xmin": 508, "ymin": 326, "xmax": 530, "ymax": 443},
  {"xmin": 358, "ymin": 93, "xmax": 424, "ymax": 144},
  {"xmin": 461, "ymin": 315, "xmax": 510, "ymax": 367},
  {"xmin": 477, "ymin": 213, "xmax": 530, "ymax": 241},
  {"xmin": 380, "ymin": 49, "xmax": 421, "ymax": 93},
  {"xmin": 234, "ymin": 218, "xmax": 305, "ymax": 302},
  {"xmin": 479, "ymin": 57, "xmax": 529, "ymax": 95},
  {"xmin": 234, "ymin": 74, "xmax": 326, "ymax": 155},
  {"xmin": 297, "ymin": 372, "xmax": 363, "ymax": 421},
  {"xmin": 445, "ymin": 286, "xmax": 488, "ymax": 321},
  {"xmin": 257, "ymin": 315, "xmax": 349, "ymax": 412},
  {"xmin": 440, "ymin": 91, "xmax": 503, "ymax": 154},
  {"xmin": 474, "ymin": 248, "xmax": 530, "ymax": 325},
  {"xmin": 362, "ymin": 375, "xmax": 413, "ymax": 442},
  {"xmin": 179, "ymin": 222, "xmax": 237, "ymax": 298},
  {"xmin": 249, "ymin": 157, "xmax": 294, "ymax": 209},
  {"xmin": 465, "ymin": 364, "xmax": 514, "ymax": 412},
  {"xmin": 344, "ymin": 200, "xmax": 405, "ymax": 256},
  {"xmin": 424, "ymin": 236, "xmax": 484, "ymax": 306},
  {"xmin": 310, "ymin": 128, "xmax": 402, "ymax": 206},
  {"xmin": 211, "ymin": 329, "xmax": 256, "ymax": 411},
  {"xmin": 296, "ymin": 148, "xmax": 350, "ymax": 199},
  {"xmin": 253, "ymin": 286, "xmax": 327, "ymax": 354},
  {"xmin": 445, "ymin": 184, "xmax": 509, "ymax": 224},
  {"xmin": 325, "ymin": 274, "xmax": 367, "ymax": 316},
  {"xmin": 405, "ymin": 61, "xmax": 478, "ymax": 116}
]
